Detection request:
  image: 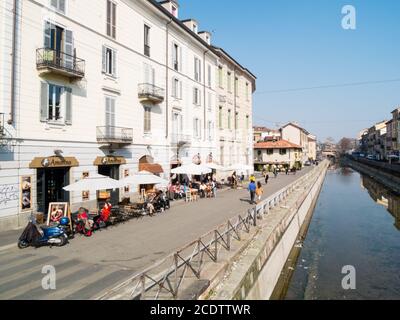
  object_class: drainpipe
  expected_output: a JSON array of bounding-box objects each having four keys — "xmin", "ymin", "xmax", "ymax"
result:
[
  {"xmin": 8, "ymin": 0, "xmax": 18, "ymax": 125},
  {"xmin": 165, "ymin": 18, "xmax": 173, "ymax": 139}
]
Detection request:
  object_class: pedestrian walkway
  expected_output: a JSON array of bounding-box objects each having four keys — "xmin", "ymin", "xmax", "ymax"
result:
[{"xmin": 0, "ymin": 166, "xmax": 313, "ymax": 300}]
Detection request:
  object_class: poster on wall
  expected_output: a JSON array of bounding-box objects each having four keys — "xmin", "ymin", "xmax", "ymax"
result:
[
  {"xmin": 124, "ymin": 169, "xmax": 130, "ymax": 194},
  {"xmin": 47, "ymin": 202, "xmax": 68, "ymax": 226},
  {"xmin": 82, "ymin": 172, "xmax": 90, "ymax": 201},
  {"xmin": 21, "ymin": 176, "xmax": 32, "ymax": 211}
]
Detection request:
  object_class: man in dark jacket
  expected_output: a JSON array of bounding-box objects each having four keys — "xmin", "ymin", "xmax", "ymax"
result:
[{"xmin": 248, "ymin": 180, "xmax": 257, "ymax": 205}]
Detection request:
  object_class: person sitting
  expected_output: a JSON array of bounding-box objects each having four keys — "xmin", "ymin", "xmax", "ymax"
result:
[
  {"xmin": 76, "ymin": 207, "xmax": 94, "ymax": 231},
  {"xmin": 199, "ymin": 182, "xmax": 207, "ymax": 198}
]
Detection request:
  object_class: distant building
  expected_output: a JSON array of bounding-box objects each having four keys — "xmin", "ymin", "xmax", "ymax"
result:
[
  {"xmin": 307, "ymin": 134, "xmax": 317, "ymax": 161},
  {"xmin": 391, "ymin": 108, "xmax": 400, "ymax": 156},
  {"xmin": 254, "ymin": 140, "xmax": 302, "ymax": 169},
  {"xmin": 253, "ymin": 126, "xmax": 280, "ymax": 143},
  {"xmin": 367, "ymin": 121, "xmax": 387, "ymax": 160},
  {"xmin": 280, "ymin": 122, "xmax": 312, "ymax": 163}
]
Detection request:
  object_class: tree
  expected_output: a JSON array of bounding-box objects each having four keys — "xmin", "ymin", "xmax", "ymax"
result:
[{"xmin": 337, "ymin": 137, "xmax": 353, "ymax": 154}]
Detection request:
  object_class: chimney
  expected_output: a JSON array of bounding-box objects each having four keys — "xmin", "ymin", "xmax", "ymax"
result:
[
  {"xmin": 182, "ymin": 19, "xmax": 198, "ymax": 33},
  {"xmin": 161, "ymin": 0, "xmax": 179, "ymax": 18},
  {"xmin": 198, "ymin": 31, "xmax": 211, "ymax": 45}
]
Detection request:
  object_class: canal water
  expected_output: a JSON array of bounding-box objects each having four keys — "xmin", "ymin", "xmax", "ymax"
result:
[{"xmin": 283, "ymin": 165, "xmax": 400, "ymax": 300}]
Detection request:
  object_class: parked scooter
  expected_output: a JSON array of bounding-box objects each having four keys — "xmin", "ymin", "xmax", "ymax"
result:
[{"xmin": 18, "ymin": 217, "xmax": 70, "ymax": 249}]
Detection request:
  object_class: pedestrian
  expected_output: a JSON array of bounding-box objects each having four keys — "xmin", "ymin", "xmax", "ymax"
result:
[
  {"xmin": 212, "ymin": 179, "xmax": 217, "ymax": 198},
  {"xmin": 265, "ymin": 173, "xmax": 269, "ymax": 185},
  {"xmin": 248, "ymin": 179, "xmax": 256, "ymax": 205},
  {"xmin": 256, "ymin": 181, "xmax": 264, "ymax": 203},
  {"xmin": 274, "ymin": 167, "xmax": 278, "ymax": 179},
  {"xmin": 232, "ymin": 171, "xmax": 237, "ymax": 189},
  {"xmin": 285, "ymin": 166, "xmax": 289, "ymax": 175}
]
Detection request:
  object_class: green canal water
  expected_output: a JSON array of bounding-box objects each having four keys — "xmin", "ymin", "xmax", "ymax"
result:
[{"xmin": 284, "ymin": 166, "xmax": 400, "ymax": 300}]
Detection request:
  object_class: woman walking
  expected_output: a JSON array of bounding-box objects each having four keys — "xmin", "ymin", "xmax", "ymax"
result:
[
  {"xmin": 256, "ymin": 181, "xmax": 264, "ymax": 204},
  {"xmin": 265, "ymin": 172, "xmax": 269, "ymax": 185}
]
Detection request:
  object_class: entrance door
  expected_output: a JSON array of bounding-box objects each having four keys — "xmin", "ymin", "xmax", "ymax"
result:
[
  {"xmin": 37, "ymin": 168, "xmax": 70, "ymax": 214},
  {"xmin": 98, "ymin": 165, "xmax": 120, "ymax": 205}
]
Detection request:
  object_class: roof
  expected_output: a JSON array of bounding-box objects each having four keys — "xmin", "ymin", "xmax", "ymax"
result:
[
  {"xmin": 254, "ymin": 140, "xmax": 302, "ymax": 150},
  {"xmin": 281, "ymin": 122, "xmax": 311, "ymax": 135},
  {"xmin": 253, "ymin": 126, "xmax": 278, "ymax": 133}
]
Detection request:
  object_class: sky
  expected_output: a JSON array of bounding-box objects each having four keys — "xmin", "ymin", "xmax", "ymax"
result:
[{"xmin": 179, "ymin": 0, "xmax": 400, "ymax": 142}]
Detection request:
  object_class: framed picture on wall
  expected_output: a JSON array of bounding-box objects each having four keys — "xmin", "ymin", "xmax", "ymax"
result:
[
  {"xmin": 82, "ymin": 172, "xmax": 90, "ymax": 200},
  {"xmin": 124, "ymin": 169, "xmax": 130, "ymax": 193},
  {"xmin": 20, "ymin": 176, "xmax": 32, "ymax": 211},
  {"xmin": 82, "ymin": 172, "xmax": 89, "ymax": 179}
]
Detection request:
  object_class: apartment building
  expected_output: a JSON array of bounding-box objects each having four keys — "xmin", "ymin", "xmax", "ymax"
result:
[
  {"xmin": 366, "ymin": 121, "xmax": 387, "ymax": 160},
  {"xmin": 307, "ymin": 134, "xmax": 317, "ymax": 161},
  {"xmin": 0, "ymin": 0, "xmax": 255, "ymax": 231},
  {"xmin": 253, "ymin": 126, "xmax": 281, "ymax": 143},
  {"xmin": 390, "ymin": 108, "xmax": 400, "ymax": 156},
  {"xmin": 280, "ymin": 122, "xmax": 314, "ymax": 163},
  {"xmin": 214, "ymin": 47, "xmax": 256, "ymax": 173},
  {"xmin": 254, "ymin": 140, "xmax": 302, "ymax": 169}
]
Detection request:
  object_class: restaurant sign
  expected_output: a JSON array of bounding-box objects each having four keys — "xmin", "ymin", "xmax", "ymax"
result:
[
  {"xmin": 29, "ymin": 156, "xmax": 79, "ymax": 169},
  {"xmin": 94, "ymin": 156, "xmax": 127, "ymax": 166}
]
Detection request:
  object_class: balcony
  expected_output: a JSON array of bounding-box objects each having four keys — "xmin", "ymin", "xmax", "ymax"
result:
[
  {"xmin": 138, "ymin": 83, "xmax": 165, "ymax": 104},
  {"xmin": 96, "ymin": 126, "xmax": 133, "ymax": 146},
  {"xmin": 36, "ymin": 48, "xmax": 85, "ymax": 80},
  {"xmin": 219, "ymin": 95, "xmax": 227, "ymax": 104},
  {"xmin": 171, "ymin": 133, "xmax": 192, "ymax": 147}
]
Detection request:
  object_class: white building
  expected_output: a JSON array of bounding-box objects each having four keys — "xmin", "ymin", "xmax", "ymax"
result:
[
  {"xmin": 0, "ymin": 0, "xmax": 255, "ymax": 231},
  {"xmin": 280, "ymin": 122, "xmax": 315, "ymax": 163}
]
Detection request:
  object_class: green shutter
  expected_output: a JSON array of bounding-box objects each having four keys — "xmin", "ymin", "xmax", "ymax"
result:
[
  {"xmin": 40, "ymin": 82, "xmax": 48, "ymax": 122},
  {"xmin": 65, "ymin": 87, "xmax": 72, "ymax": 125}
]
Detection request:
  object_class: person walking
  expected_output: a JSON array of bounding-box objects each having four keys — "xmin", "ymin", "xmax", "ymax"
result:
[
  {"xmin": 274, "ymin": 167, "xmax": 278, "ymax": 179},
  {"xmin": 265, "ymin": 172, "xmax": 269, "ymax": 185},
  {"xmin": 248, "ymin": 179, "xmax": 257, "ymax": 205},
  {"xmin": 255, "ymin": 181, "xmax": 264, "ymax": 204}
]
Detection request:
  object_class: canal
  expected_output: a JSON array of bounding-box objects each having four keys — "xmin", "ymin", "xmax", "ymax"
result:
[{"xmin": 282, "ymin": 165, "xmax": 400, "ymax": 300}]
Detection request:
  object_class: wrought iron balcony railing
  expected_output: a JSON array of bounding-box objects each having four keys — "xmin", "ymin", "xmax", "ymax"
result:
[
  {"xmin": 171, "ymin": 133, "xmax": 192, "ymax": 147},
  {"xmin": 96, "ymin": 126, "xmax": 133, "ymax": 145},
  {"xmin": 36, "ymin": 48, "xmax": 85, "ymax": 79},
  {"xmin": 138, "ymin": 83, "xmax": 165, "ymax": 104}
]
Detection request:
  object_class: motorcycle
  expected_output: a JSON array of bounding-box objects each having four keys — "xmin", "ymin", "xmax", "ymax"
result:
[{"xmin": 18, "ymin": 217, "xmax": 70, "ymax": 249}]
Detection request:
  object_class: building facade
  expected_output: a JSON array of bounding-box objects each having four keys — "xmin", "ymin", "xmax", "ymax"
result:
[
  {"xmin": 254, "ymin": 140, "xmax": 302, "ymax": 169},
  {"xmin": 366, "ymin": 121, "xmax": 387, "ymax": 160},
  {"xmin": 280, "ymin": 122, "xmax": 314, "ymax": 163},
  {"xmin": 0, "ymin": 0, "xmax": 255, "ymax": 231},
  {"xmin": 253, "ymin": 126, "xmax": 280, "ymax": 143}
]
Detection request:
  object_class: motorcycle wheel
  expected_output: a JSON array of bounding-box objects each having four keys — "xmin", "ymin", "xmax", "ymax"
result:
[
  {"xmin": 18, "ymin": 240, "xmax": 29, "ymax": 249},
  {"xmin": 56, "ymin": 235, "xmax": 68, "ymax": 247}
]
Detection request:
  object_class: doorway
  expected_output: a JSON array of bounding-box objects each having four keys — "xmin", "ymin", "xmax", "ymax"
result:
[
  {"xmin": 37, "ymin": 168, "xmax": 70, "ymax": 214},
  {"xmin": 98, "ymin": 164, "xmax": 120, "ymax": 205}
]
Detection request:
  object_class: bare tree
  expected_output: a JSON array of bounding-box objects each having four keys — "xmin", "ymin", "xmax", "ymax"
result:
[{"xmin": 337, "ymin": 137, "xmax": 353, "ymax": 154}]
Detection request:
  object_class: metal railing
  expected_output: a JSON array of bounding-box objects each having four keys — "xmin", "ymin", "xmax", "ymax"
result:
[
  {"xmin": 97, "ymin": 161, "xmax": 328, "ymax": 300},
  {"xmin": 96, "ymin": 126, "xmax": 133, "ymax": 144},
  {"xmin": 170, "ymin": 133, "xmax": 192, "ymax": 146},
  {"xmin": 36, "ymin": 48, "xmax": 85, "ymax": 78},
  {"xmin": 0, "ymin": 113, "xmax": 5, "ymax": 138},
  {"xmin": 138, "ymin": 83, "xmax": 165, "ymax": 102}
]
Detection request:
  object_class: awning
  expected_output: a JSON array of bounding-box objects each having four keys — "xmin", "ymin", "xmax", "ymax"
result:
[
  {"xmin": 139, "ymin": 163, "xmax": 164, "ymax": 174},
  {"xmin": 29, "ymin": 156, "xmax": 79, "ymax": 169}
]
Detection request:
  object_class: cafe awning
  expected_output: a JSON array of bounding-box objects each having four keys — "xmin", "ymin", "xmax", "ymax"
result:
[{"xmin": 139, "ymin": 163, "xmax": 164, "ymax": 174}]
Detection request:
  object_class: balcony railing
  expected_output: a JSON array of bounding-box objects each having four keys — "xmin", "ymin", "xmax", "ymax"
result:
[
  {"xmin": 36, "ymin": 48, "xmax": 85, "ymax": 79},
  {"xmin": 0, "ymin": 113, "xmax": 5, "ymax": 139},
  {"xmin": 171, "ymin": 133, "xmax": 192, "ymax": 147},
  {"xmin": 96, "ymin": 126, "xmax": 133, "ymax": 145},
  {"xmin": 219, "ymin": 95, "xmax": 227, "ymax": 103},
  {"xmin": 138, "ymin": 83, "xmax": 165, "ymax": 104}
]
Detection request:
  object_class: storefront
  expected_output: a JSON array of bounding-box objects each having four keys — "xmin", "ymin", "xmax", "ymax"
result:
[
  {"xmin": 94, "ymin": 156, "xmax": 126, "ymax": 205},
  {"xmin": 29, "ymin": 156, "xmax": 79, "ymax": 214}
]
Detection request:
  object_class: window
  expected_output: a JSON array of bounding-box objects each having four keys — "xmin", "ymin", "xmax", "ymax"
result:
[
  {"xmin": 193, "ymin": 24, "xmax": 198, "ymax": 33},
  {"xmin": 228, "ymin": 109, "xmax": 232, "ymax": 130},
  {"xmin": 171, "ymin": 5, "xmax": 178, "ymax": 17},
  {"xmin": 218, "ymin": 66, "xmax": 223, "ymax": 88},
  {"xmin": 267, "ymin": 149, "xmax": 274, "ymax": 155},
  {"xmin": 208, "ymin": 121, "xmax": 213, "ymax": 141},
  {"xmin": 144, "ymin": 24, "xmax": 150, "ymax": 57},
  {"xmin": 220, "ymin": 146, "xmax": 224, "ymax": 165},
  {"xmin": 144, "ymin": 106, "xmax": 151, "ymax": 133},
  {"xmin": 102, "ymin": 46, "xmax": 116, "ymax": 77},
  {"xmin": 193, "ymin": 87, "xmax": 201, "ymax": 106},
  {"xmin": 246, "ymin": 115, "xmax": 250, "ymax": 130},
  {"xmin": 194, "ymin": 57, "xmax": 202, "ymax": 82},
  {"xmin": 40, "ymin": 82, "xmax": 72, "ymax": 124},
  {"xmin": 246, "ymin": 82, "xmax": 250, "ymax": 100},
  {"xmin": 193, "ymin": 118, "xmax": 201, "ymax": 138},
  {"xmin": 173, "ymin": 43, "xmax": 180, "ymax": 71},
  {"xmin": 143, "ymin": 63, "xmax": 155, "ymax": 85},
  {"xmin": 208, "ymin": 92, "xmax": 212, "ymax": 111},
  {"xmin": 50, "ymin": 0, "xmax": 66, "ymax": 14},
  {"xmin": 235, "ymin": 77, "xmax": 239, "ymax": 96},
  {"xmin": 227, "ymin": 72, "xmax": 232, "ymax": 92},
  {"xmin": 219, "ymin": 107, "xmax": 223, "ymax": 129},
  {"xmin": 280, "ymin": 149, "xmax": 287, "ymax": 155},
  {"xmin": 172, "ymin": 77, "xmax": 182, "ymax": 99},
  {"xmin": 235, "ymin": 112, "xmax": 239, "ymax": 130},
  {"xmin": 106, "ymin": 0, "xmax": 116, "ymax": 39}
]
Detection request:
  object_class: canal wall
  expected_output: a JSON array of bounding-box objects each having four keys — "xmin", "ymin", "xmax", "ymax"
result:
[
  {"xmin": 207, "ymin": 161, "xmax": 329, "ymax": 300},
  {"xmin": 343, "ymin": 158, "xmax": 400, "ymax": 194}
]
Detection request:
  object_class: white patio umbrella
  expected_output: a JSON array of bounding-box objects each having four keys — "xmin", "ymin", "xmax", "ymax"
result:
[
  {"xmin": 171, "ymin": 163, "xmax": 212, "ymax": 175},
  {"xmin": 63, "ymin": 173, "xmax": 123, "ymax": 192},
  {"xmin": 120, "ymin": 171, "xmax": 169, "ymax": 186},
  {"xmin": 204, "ymin": 163, "xmax": 226, "ymax": 171}
]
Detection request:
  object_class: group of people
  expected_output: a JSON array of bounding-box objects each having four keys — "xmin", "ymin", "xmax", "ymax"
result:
[
  {"xmin": 168, "ymin": 176, "xmax": 218, "ymax": 201},
  {"xmin": 247, "ymin": 176, "xmax": 264, "ymax": 205}
]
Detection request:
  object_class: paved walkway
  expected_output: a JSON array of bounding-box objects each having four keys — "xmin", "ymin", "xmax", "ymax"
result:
[{"xmin": 0, "ymin": 167, "xmax": 313, "ymax": 300}]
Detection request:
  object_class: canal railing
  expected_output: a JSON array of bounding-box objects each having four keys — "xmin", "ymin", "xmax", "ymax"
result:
[{"xmin": 97, "ymin": 161, "xmax": 329, "ymax": 300}]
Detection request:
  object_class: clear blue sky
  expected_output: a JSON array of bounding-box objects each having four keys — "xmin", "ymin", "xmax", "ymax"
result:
[{"xmin": 179, "ymin": 0, "xmax": 400, "ymax": 142}]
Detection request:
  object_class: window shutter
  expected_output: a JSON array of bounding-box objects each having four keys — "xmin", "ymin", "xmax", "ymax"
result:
[
  {"xmin": 151, "ymin": 67, "xmax": 155, "ymax": 86},
  {"xmin": 179, "ymin": 47, "xmax": 183, "ymax": 72},
  {"xmin": 112, "ymin": 50, "xmax": 116, "ymax": 76},
  {"xmin": 44, "ymin": 21, "xmax": 52, "ymax": 48},
  {"xmin": 51, "ymin": 0, "xmax": 58, "ymax": 9},
  {"xmin": 64, "ymin": 30, "xmax": 73, "ymax": 69},
  {"xmin": 102, "ymin": 46, "xmax": 107, "ymax": 73},
  {"xmin": 179, "ymin": 80, "xmax": 182, "ymax": 99},
  {"xmin": 59, "ymin": 0, "xmax": 66, "ymax": 13},
  {"xmin": 65, "ymin": 87, "xmax": 72, "ymax": 125},
  {"xmin": 40, "ymin": 82, "xmax": 48, "ymax": 122}
]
